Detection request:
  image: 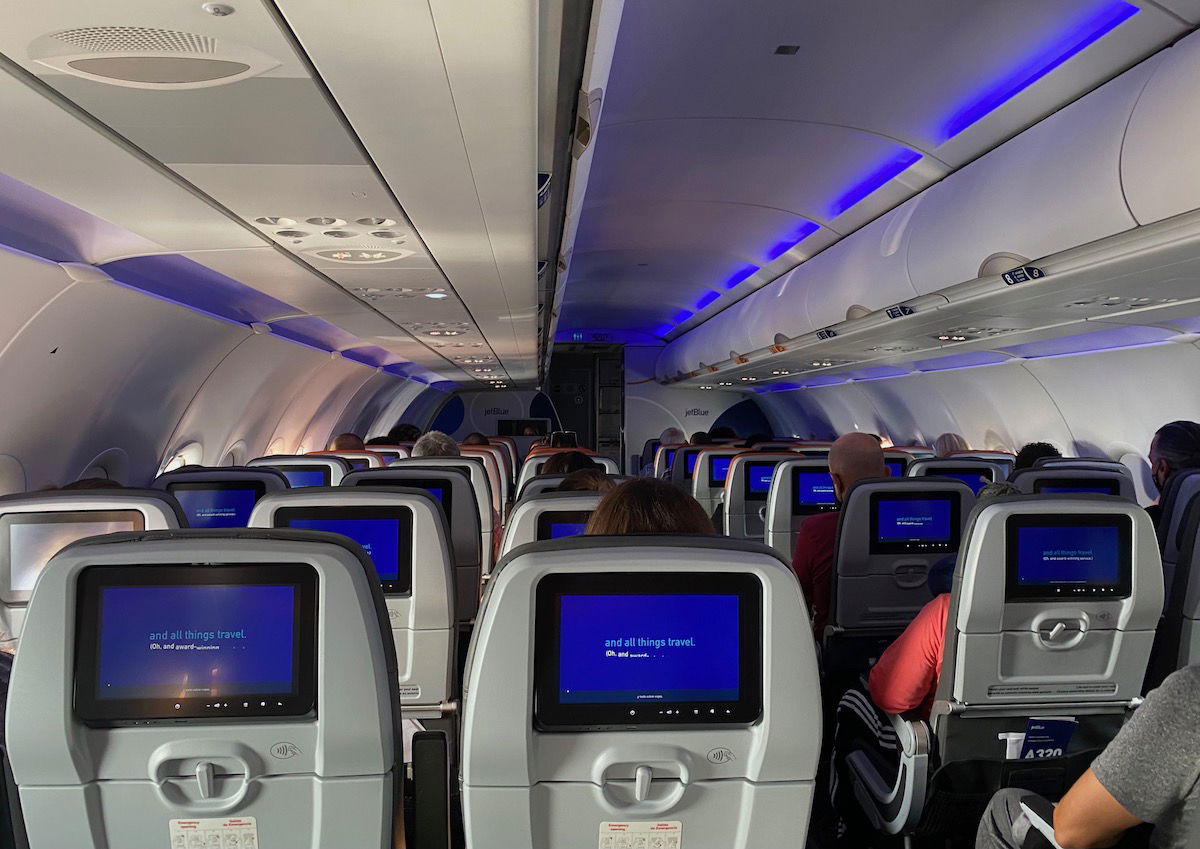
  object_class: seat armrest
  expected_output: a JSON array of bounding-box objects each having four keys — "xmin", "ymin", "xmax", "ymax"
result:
[
  {"xmin": 847, "ymin": 714, "xmax": 931, "ymax": 836},
  {"xmin": 410, "ymin": 731, "xmax": 451, "ymax": 849}
]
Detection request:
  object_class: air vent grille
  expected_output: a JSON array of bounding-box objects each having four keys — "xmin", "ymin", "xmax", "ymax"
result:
[{"xmin": 52, "ymin": 26, "xmax": 216, "ymax": 55}]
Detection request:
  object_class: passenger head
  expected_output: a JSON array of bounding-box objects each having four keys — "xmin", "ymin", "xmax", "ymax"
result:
[
  {"xmin": 329, "ymin": 433, "xmax": 365, "ymax": 451},
  {"xmin": 689, "ymin": 431, "xmax": 713, "ymax": 445},
  {"xmin": 58, "ymin": 477, "xmax": 125, "ymax": 490},
  {"xmin": 556, "ymin": 468, "xmax": 617, "ymax": 493},
  {"xmin": 933, "ymin": 432, "xmax": 970, "ymax": 458},
  {"xmin": 1014, "ymin": 441, "xmax": 1061, "ymax": 471},
  {"xmin": 365, "ymin": 436, "xmax": 396, "ymax": 447},
  {"xmin": 742, "ymin": 433, "xmax": 768, "ymax": 448},
  {"xmin": 828, "ymin": 432, "xmax": 887, "ymax": 503},
  {"xmin": 548, "ymin": 431, "xmax": 579, "ymax": 449},
  {"xmin": 521, "ymin": 425, "xmax": 539, "ymax": 436},
  {"xmin": 542, "ymin": 451, "xmax": 600, "ymax": 476},
  {"xmin": 462, "ymin": 432, "xmax": 491, "ymax": 446},
  {"xmin": 709, "ymin": 426, "xmax": 737, "ymax": 440},
  {"xmin": 1150, "ymin": 420, "xmax": 1200, "ymax": 492},
  {"xmin": 586, "ymin": 479, "xmax": 715, "ymax": 535},
  {"xmin": 388, "ymin": 423, "xmax": 422, "ymax": 443},
  {"xmin": 659, "ymin": 426, "xmax": 686, "ymax": 445},
  {"xmin": 412, "ymin": 431, "xmax": 460, "ymax": 458}
]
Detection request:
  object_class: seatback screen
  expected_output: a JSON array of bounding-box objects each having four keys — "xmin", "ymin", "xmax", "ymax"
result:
[
  {"xmin": 795, "ymin": 470, "xmax": 837, "ymax": 512},
  {"xmin": 684, "ymin": 451, "xmax": 699, "ymax": 478},
  {"xmin": 74, "ymin": 564, "xmax": 317, "ymax": 724},
  {"xmin": 276, "ymin": 506, "xmax": 413, "ymax": 593},
  {"xmin": 869, "ymin": 492, "xmax": 960, "ymax": 554},
  {"xmin": 536, "ymin": 510, "xmax": 593, "ymax": 541},
  {"xmin": 534, "ymin": 572, "xmax": 762, "ymax": 729},
  {"xmin": 274, "ymin": 466, "xmax": 329, "ymax": 488},
  {"xmin": 885, "ymin": 458, "xmax": 908, "ymax": 478},
  {"xmin": 353, "ymin": 477, "xmax": 453, "ymax": 522},
  {"xmin": 935, "ymin": 468, "xmax": 994, "ymax": 495},
  {"xmin": 1034, "ymin": 479, "xmax": 1120, "ymax": 496},
  {"xmin": 1005, "ymin": 515, "xmax": 1132, "ymax": 600},
  {"xmin": 664, "ymin": 449, "xmax": 677, "ymax": 470},
  {"xmin": 743, "ymin": 461, "xmax": 779, "ymax": 502},
  {"xmin": 169, "ymin": 482, "xmax": 264, "ymax": 529},
  {"xmin": 1, "ymin": 511, "xmax": 144, "ymax": 602},
  {"xmin": 346, "ymin": 458, "xmax": 371, "ymax": 471},
  {"xmin": 707, "ymin": 455, "xmax": 733, "ymax": 488}
]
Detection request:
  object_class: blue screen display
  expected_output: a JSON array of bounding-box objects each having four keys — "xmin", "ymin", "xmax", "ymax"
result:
[
  {"xmin": 944, "ymin": 472, "xmax": 990, "ymax": 495},
  {"xmin": 686, "ymin": 452, "xmax": 699, "ymax": 475},
  {"xmin": 173, "ymin": 488, "xmax": 258, "ymax": 529},
  {"xmin": 96, "ymin": 584, "xmax": 295, "ymax": 700},
  {"xmin": 710, "ymin": 456, "xmax": 732, "ymax": 483},
  {"xmin": 885, "ymin": 460, "xmax": 906, "ymax": 478},
  {"xmin": 286, "ymin": 518, "xmax": 400, "ymax": 580},
  {"xmin": 664, "ymin": 449, "xmax": 677, "ymax": 469},
  {"xmin": 876, "ymin": 498, "xmax": 952, "ymax": 542},
  {"xmin": 421, "ymin": 486, "xmax": 444, "ymax": 503},
  {"xmin": 558, "ymin": 594, "xmax": 739, "ymax": 704},
  {"xmin": 346, "ymin": 458, "xmax": 371, "ymax": 471},
  {"xmin": 550, "ymin": 522, "xmax": 587, "ymax": 539},
  {"xmin": 281, "ymin": 469, "xmax": 326, "ymax": 488},
  {"xmin": 748, "ymin": 464, "xmax": 775, "ymax": 493},
  {"xmin": 1040, "ymin": 485, "xmax": 1114, "ymax": 495},
  {"xmin": 797, "ymin": 472, "xmax": 837, "ymax": 505},
  {"xmin": 1015, "ymin": 525, "xmax": 1121, "ymax": 586}
]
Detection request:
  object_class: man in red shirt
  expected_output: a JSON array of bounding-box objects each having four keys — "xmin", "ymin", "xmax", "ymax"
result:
[{"xmin": 792, "ymin": 432, "xmax": 887, "ymax": 638}]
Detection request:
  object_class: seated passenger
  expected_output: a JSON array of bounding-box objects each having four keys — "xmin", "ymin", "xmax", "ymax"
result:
[
  {"xmin": 586, "ymin": 478, "xmax": 715, "ymax": 535},
  {"xmin": 388, "ymin": 423, "xmax": 422, "ymax": 443},
  {"xmin": 548, "ymin": 431, "xmax": 579, "ymax": 449},
  {"xmin": 976, "ymin": 665, "xmax": 1200, "ymax": 849},
  {"xmin": 642, "ymin": 426, "xmax": 685, "ymax": 476},
  {"xmin": 741, "ymin": 433, "xmax": 768, "ymax": 448},
  {"xmin": 541, "ymin": 450, "xmax": 601, "ymax": 476},
  {"xmin": 56, "ymin": 478, "xmax": 125, "ymax": 490},
  {"xmin": 793, "ymin": 432, "xmax": 886, "ymax": 639},
  {"xmin": 365, "ymin": 436, "xmax": 396, "ymax": 447},
  {"xmin": 329, "ymin": 432, "xmax": 366, "ymax": 451},
  {"xmin": 411, "ymin": 431, "xmax": 460, "ymax": 458},
  {"xmin": 827, "ymin": 483, "xmax": 1019, "ymax": 842},
  {"xmin": 709, "ymin": 426, "xmax": 738, "ymax": 441},
  {"xmin": 555, "ymin": 468, "xmax": 616, "ymax": 493},
  {"xmin": 690, "ymin": 431, "xmax": 713, "ymax": 445},
  {"xmin": 1014, "ymin": 441, "xmax": 1061, "ymax": 471},
  {"xmin": 934, "ymin": 432, "xmax": 970, "ymax": 457},
  {"xmin": 1147, "ymin": 420, "xmax": 1200, "ymax": 526},
  {"xmin": 462, "ymin": 432, "xmax": 491, "ymax": 446}
]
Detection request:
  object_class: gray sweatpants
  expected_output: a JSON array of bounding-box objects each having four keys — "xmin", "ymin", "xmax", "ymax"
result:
[{"xmin": 976, "ymin": 789, "xmax": 1051, "ymax": 849}]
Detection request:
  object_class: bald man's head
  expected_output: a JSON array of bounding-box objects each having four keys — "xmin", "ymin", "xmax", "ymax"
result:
[{"xmin": 828, "ymin": 432, "xmax": 887, "ymax": 501}]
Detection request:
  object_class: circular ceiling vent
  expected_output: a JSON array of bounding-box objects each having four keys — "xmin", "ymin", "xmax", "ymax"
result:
[{"xmin": 30, "ymin": 26, "xmax": 280, "ymax": 89}]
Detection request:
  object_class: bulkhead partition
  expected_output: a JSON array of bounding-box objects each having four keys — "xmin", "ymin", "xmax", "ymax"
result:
[
  {"xmin": 7, "ymin": 530, "xmax": 403, "ymax": 849},
  {"xmin": 460, "ymin": 535, "xmax": 821, "ymax": 849},
  {"xmin": 248, "ymin": 487, "xmax": 456, "ymax": 718}
]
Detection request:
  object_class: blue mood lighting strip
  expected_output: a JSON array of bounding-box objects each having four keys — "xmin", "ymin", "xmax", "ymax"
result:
[
  {"xmin": 724, "ymin": 264, "xmax": 760, "ymax": 290},
  {"xmin": 695, "ymin": 290, "xmax": 721, "ymax": 311},
  {"xmin": 765, "ymin": 221, "xmax": 820, "ymax": 262},
  {"xmin": 830, "ymin": 149, "xmax": 924, "ymax": 217},
  {"xmin": 942, "ymin": 0, "xmax": 1138, "ymax": 140}
]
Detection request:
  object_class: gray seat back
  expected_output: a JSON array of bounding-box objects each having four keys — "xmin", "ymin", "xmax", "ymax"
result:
[
  {"xmin": 498, "ymin": 492, "xmax": 604, "ymax": 557},
  {"xmin": 907, "ymin": 459, "xmax": 1008, "ymax": 495},
  {"xmin": 248, "ymin": 454, "xmax": 353, "ymax": 487},
  {"xmin": 725, "ymin": 452, "xmax": 802, "ymax": 541},
  {"xmin": 1011, "ymin": 467, "xmax": 1135, "ymax": 501},
  {"xmin": 763, "ymin": 458, "xmax": 838, "ymax": 556},
  {"xmin": 691, "ymin": 448, "xmax": 744, "ymax": 517},
  {"xmin": 153, "ymin": 466, "xmax": 287, "ymax": 528}
]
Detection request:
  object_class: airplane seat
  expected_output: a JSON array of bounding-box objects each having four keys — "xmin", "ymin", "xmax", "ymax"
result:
[
  {"xmin": 7, "ymin": 529, "xmax": 423, "ymax": 849},
  {"xmin": 247, "ymin": 486, "xmax": 456, "ymax": 721},
  {"xmin": 497, "ymin": 491, "xmax": 604, "ymax": 558},
  {"xmin": 489, "ymin": 437, "xmax": 519, "ymax": 477},
  {"xmin": 848, "ymin": 495, "xmax": 1162, "ymax": 841},
  {"xmin": 153, "ymin": 466, "xmax": 288, "ymax": 528},
  {"xmin": 724, "ymin": 452, "xmax": 802, "ymax": 541},
  {"xmin": 342, "ymin": 467, "xmax": 482, "ymax": 623},
  {"xmin": 1011, "ymin": 467, "xmax": 1136, "ymax": 500},
  {"xmin": 308, "ymin": 449, "xmax": 388, "ymax": 470},
  {"xmin": 248, "ymin": 454, "xmax": 353, "ymax": 487},
  {"xmin": 825, "ymin": 478, "xmax": 976, "ymax": 680},
  {"xmin": 946, "ymin": 450, "xmax": 1016, "ymax": 477},
  {"xmin": 1152, "ymin": 468, "xmax": 1200, "ymax": 569},
  {"xmin": 0, "ymin": 490, "xmax": 183, "ymax": 649},
  {"xmin": 389, "ymin": 457, "xmax": 495, "ymax": 584},
  {"xmin": 518, "ymin": 473, "xmax": 632, "ymax": 499},
  {"xmin": 638, "ymin": 438, "xmax": 661, "ymax": 473},
  {"xmin": 668, "ymin": 446, "xmax": 703, "ymax": 491},
  {"xmin": 463, "ymin": 443, "xmax": 512, "ymax": 489},
  {"xmin": 690, "ymin": 448, "xmax": 741, "ymax": 521},
  {"xmin": 363, "ymin": 445, "xmax": 413, "ymax": 464},
  {"xmin": 460, "ymin": 535, "xmax": 820, "ymax": 849},
  {"xmin": 907, "ymin": 458, "xmax": 1009, "ymax": 495},
  {"xmin": 652, "ymin": 443, "xmax": 685, "ymax": 479},
  {"xmin": 1145, "ymin": 483, "xmax": 1200, "ymax": 690},
  {"xmin": 763, "ymin": 457, "xmax": 838, "ymax": 557},
  {"xmin": 515, "ymin": 454, "xmax": 619, "ymax": 496},
  {"xmin": 457, "ymin": 446, "xmax": 507, "ymax": 520}
]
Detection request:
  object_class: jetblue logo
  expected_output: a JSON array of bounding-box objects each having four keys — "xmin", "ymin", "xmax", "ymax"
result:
[
  {"xmin": 484, "ymin": 407, "xmax": 509, "ymax": 416},
  {"xmin": 1002, "ymin": 265, "xmax": 1045, "ymax": 286},
  {"xmin": 683, "ymin": 408, "xmax": 709, "ymax": 418}
]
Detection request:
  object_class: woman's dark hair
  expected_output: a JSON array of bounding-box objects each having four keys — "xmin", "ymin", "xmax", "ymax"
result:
[
  {"xmin": 542, "ymin": 451, "xmax": 600, "ymax": 476},
  {"xmin": 689, "ymin": 431, "xmax": 713, "ymax": 445},
  {"xmin": 388, "ymin": 423, "xmax": 422, "ymax": 443},
  {"xmin": 556, "ymin": 469, "xmax": 616, "ymax": 493},
  {"xmin": 586, "ymin": 478, "xmax": 715, "ymax": 535},
  {"xmin": 462, "ymin": 432, "xmax": 491, "ymax": 446}
]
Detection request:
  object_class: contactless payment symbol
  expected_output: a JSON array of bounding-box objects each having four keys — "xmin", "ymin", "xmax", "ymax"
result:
[
  {"xmin": 706, "ymin": 747, "xmax": 735, "ymax": 765},
  {"xmin": 271, "ymin": 742, "xmax": 301, "ymax": 759}
]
